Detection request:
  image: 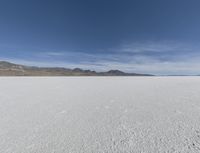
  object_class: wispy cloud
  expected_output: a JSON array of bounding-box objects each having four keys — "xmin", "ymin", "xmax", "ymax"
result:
[
  {"xmin": 120, "ymin": 42, "xmax": 177, "ymax": 53},
  {"xmin": 44, "ymin": 52, "xmax": 66, "ymax": 56},
  {"xmin": 1, "ymin": 41, "xmax": 200, "ymax": 75}
]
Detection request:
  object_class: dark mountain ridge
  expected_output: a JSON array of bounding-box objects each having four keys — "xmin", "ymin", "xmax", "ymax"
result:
[{"xmin": 0, "ymin": 61, "xmax": 153, "ymax": 76}]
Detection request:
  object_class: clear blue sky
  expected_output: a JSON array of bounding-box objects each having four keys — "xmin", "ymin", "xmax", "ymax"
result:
[{"xmin": 1, "ymin": 0, "xmax": 200, "ymax": 75}]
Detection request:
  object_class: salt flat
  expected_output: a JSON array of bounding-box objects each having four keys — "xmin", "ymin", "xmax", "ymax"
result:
[{"xmin": 1, "ymin": 77, "xmax": 200, "ymax": 153}]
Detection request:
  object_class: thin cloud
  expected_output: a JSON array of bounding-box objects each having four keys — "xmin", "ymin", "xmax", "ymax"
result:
[
  {"xmin": 1, "ymin": 41, "xmax": 200, "ymax": 75},
  {"xmin": 45, "ymin": 52, "xmax": 66, "ymax": 56},
  {"xmin": 117, "ymin": 41, "xmax": 188, "ymax": 54}
]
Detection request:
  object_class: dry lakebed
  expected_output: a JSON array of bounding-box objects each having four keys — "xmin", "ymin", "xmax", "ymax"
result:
[{"xmin": 1, "ymin": 77, "xmax": 200, "ymax": 153}]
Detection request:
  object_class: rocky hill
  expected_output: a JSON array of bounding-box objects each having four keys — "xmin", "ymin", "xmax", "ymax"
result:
[{"xmin": 0, "ymin": 61, "xmax": 153, "ymax": 76}]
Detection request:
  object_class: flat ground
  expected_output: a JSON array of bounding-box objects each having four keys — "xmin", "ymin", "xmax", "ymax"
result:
[{"xmin": 1, "ymin": 77, "xmax": 200, "ymax": 153}]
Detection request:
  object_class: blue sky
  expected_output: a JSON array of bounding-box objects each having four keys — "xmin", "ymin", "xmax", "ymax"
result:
[{"xmin": 1, "ymin": 0, "xmax": 200, "ymax": 75}]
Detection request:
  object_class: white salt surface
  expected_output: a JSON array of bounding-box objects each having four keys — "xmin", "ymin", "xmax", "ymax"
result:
[{"xmin": 1, "ymin": 77, "xmax": 200, "ymax": 153}]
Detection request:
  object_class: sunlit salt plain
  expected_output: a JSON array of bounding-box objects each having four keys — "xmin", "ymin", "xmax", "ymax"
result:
[{"xmin": 1, "ymin": 77, "xmax": 200, "ymax": 153}]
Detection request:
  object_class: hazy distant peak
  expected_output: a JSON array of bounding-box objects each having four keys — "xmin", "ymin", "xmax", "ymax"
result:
[{"xmin": 0, "ymin": 61, "xmax": 153, "ymax": 76}]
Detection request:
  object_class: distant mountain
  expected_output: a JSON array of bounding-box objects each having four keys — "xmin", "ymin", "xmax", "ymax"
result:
[{"xmin": 0, "ymin": 61, "xmax": 153, "ymax": 76}]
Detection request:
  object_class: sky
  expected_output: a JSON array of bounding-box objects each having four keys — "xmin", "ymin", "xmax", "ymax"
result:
[{"xmin": 1, "ymin": 0, "xmax": 200, "ymax": 75}]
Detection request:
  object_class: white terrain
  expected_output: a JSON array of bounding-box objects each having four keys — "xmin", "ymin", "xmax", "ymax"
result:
[{"xmin": 1, "ymin": 77, "xmax": 200, "ymax": 153}]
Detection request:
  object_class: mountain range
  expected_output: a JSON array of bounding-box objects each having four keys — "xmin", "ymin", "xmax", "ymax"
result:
[{"xmin": 0, "ymin": 61, "xmax": 153, "ymax": 76}]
